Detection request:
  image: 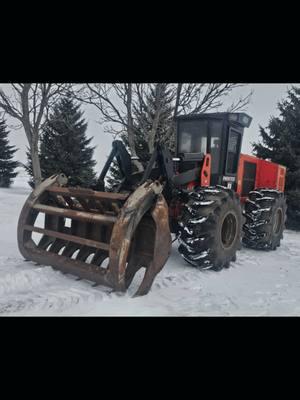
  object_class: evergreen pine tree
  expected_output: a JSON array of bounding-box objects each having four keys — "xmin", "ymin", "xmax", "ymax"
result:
[
  {"xmin": 25, "ymin": 96, "xmax": 96, "ymax": 188},
  {"xmin": 0, "ymin": 119, "xmax": 18, "ymax": 188},
  {"xmin": 253, "ymin": 86, "xmax": 300, "ymax": 230},
  {"xmin": 24, "ymin": 148, "xmax": 35, "ymax": 187}
]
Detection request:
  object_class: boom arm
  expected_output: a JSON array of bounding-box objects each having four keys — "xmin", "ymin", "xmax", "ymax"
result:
[{"xmin": 95, "ymin": 140, "xmax": 133, "ymax": 191}]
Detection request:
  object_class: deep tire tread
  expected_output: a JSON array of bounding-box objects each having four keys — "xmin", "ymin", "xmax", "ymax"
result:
[
  {"xmin": 178, "ymin": 186, "xmax": 243, "ymax": 271},
  {"xmin": 242, "ymin": 188, "xmax": 287, "ymax": 250}
]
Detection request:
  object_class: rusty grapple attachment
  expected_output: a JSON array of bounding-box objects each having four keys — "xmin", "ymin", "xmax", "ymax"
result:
[{"xmin": 17, "ymin": 174, "xmax": 172, "ymax": 296}]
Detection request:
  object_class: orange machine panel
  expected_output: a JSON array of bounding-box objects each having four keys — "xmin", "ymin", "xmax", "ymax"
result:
[
  {"xmin": 237, "ymin": 154, "xmax": 286, "ymax": 201},
  {"xmin": 201, "ymin": 154, "xmax": 211, "ymax": 187},
  {"xmin": 256, "ymin": 159, "xmax": 279, "ymax": 189},
  {"xmin": 277, "ymin": 165, "xmax": 286, "ymax": 192},
  {"xmin": 236, "ymin": 154, "xmax": 259, "ymax": 197}
]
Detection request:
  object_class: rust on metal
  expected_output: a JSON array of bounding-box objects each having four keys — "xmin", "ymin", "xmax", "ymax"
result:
[
  {"xmin": 17, "ymin": 174, "xmax": 171, "ymax": 296},
  {"xmin": 47, "ymin": 186, "xmax": 129, "ymax": 201},
  {"xmin": 23, "ymin": 225, "xmax": 110, "ymax": 251},
  {"xmin": 32, "ymin": 203, "xmax": 117, "ymax": 224}
]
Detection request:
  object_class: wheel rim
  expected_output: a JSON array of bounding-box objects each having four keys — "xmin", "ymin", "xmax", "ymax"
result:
[
  {"xmin": 221, "ymin": 212, "xmax": 237, "ymax": 249},
  {"xmin": 273, "ymin": 208, "xmax": 283, "ymax": 235}
]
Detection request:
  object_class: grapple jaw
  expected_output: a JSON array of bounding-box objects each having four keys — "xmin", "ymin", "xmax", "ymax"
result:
[{"xmin": 17, "ymin": 174, "xmax": 171, "ymax": 296}]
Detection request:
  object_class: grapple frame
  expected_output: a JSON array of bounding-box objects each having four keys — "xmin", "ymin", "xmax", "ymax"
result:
[{"xmin": 17, "ymin": 174, "xmax": 172, "ymax": 296}]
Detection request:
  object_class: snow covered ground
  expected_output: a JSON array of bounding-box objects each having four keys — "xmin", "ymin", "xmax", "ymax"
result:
[{"xmin": 1, "ymin": 171, "xmax": 300, "ymax": 316}]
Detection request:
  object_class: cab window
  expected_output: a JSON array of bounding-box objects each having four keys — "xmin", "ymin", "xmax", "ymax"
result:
[
  {"xmin": 226, "ymin": 129, "xmax": 241, "ymax": 174},
  {"xmin": 177, "ymin": 120, "xmax": 208, "ymax": 154},
  {"xmin": 209, "ymin": 120, "xmax": 223, "ymax": 174}
]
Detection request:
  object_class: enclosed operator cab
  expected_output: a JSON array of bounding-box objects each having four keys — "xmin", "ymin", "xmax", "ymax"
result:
[{"xmin": 175, "ymin": 112, "xmax": 252, "ymax": 189}]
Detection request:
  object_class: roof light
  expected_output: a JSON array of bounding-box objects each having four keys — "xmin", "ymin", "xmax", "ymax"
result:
[{"xmin": 229, "ymin": 113, "xmax": 252, "ymax": 128}]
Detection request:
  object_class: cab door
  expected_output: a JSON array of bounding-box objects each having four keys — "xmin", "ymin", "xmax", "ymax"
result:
[{"xmin": 222, "ymin": 127, "xmax": 243, "ymax": 189}]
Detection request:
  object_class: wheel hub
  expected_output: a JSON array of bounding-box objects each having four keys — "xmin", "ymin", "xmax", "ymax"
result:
[{"xmin": 221, "ymin": 212, "xmax": 237, "ymax": 249}]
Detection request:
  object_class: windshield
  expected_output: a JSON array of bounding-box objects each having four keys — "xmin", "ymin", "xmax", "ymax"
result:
[{"xmin": 177, "ymin": 120, "xmax": 208, "ymax": 154}]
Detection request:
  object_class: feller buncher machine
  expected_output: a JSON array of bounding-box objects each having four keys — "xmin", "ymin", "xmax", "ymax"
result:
[{"xmin": 18, "ymin": 112, "xmax": 287, "ymax": 296}]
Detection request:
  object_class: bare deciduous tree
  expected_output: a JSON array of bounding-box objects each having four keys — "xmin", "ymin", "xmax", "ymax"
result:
[
  {"xmin": 0, "ymin": 83, "xmax": 69, "ymax": 186},
  {"xmin": 71, "ymin": 83, "xmax": 252, "ymax": 158},
  {"xmin": 71, "ymin": 83, "xmax": 145, "ymax": 170},
  {"xmin": 147, "ymin": 84, "xmax": 168, "ymax": 153},
  {"xmin": 172, "ymin": 83, "xmax": 248, "ymax": 115},
  {"xmin": 133, "ymin": 83, "xmax": 176, "ymax": 153}
]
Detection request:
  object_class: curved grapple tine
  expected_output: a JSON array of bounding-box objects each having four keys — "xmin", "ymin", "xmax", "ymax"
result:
[
  {"xmin": 108, "ymin": 190, "xmax": 172, "ymax": 296},
  {"xmin": 17, "ymin": 174, "xmax": 171, "ymax": 296},
  {"xmin": 133, "ymin": 195, "xmax": 172, "ymax": 297}
]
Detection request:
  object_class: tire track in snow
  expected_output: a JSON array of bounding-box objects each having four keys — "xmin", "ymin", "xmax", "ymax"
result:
[
  {"xmin": 1, "ymin": 229, "xmax": 300, "ymax": 315},
  {"xmin": 0, "ymin": 257, "xmax": 112, "ymax": 315},
  {"xmin": 0, "ymin": 280, "xmax": 112, "ymax": 315}
]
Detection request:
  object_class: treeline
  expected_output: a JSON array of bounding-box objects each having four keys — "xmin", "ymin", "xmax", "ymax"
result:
[
  {"xmin": 0, "ymin": 119, "xmax": 18, "ymax": 187},
  {"xmin": 0, "ymin": 96, "xmax": 96, "ymax": 189},
  {"xmin": 1, "ymin": 83, "xmax": 299, "ymax": 230},
  {"xmin": 253, "ymin": 86, "xmax": 300, "ymax": 230},
  {"xmin": 24, "ymin": 95, "xmax": 96, "ymax": 188},
  {"xmin": 0, "ymin": 83, "xmax": 250, "ymax": 189}
]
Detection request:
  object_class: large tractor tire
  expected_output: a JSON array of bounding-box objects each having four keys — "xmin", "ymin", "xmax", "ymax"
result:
[
  {"xmin": 178, "ymin": 186, "xmax": 243, "ymax": 271},
  {"xmin": 242, "ymin": 189, "xmax": 287, "ymax": 250}
]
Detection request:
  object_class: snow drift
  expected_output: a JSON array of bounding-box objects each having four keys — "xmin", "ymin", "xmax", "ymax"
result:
[{"xmin": 0, "ymin": 171, "xmax": 300, "ymax": 316}]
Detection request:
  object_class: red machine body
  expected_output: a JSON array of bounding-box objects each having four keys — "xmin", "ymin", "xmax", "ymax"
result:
[
  {"xmin": 173, "ymin": 112, "xmax": 287, "ymax": 269},
  {"xmin": 236, "ymin": 154, "xmax": 286, "ymax": 202},
  {"xmin": 170, "ymin": 152, "xmax": 287, "ymax": 223},
  {"xmin": 185, "ymin": 152, "xmax": 286, "ymax": 203}
]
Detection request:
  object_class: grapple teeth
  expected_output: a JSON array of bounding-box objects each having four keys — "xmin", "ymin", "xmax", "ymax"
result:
[{"xmin": 17, "ymin": 174, "xmax": 171, "ymax": 297}]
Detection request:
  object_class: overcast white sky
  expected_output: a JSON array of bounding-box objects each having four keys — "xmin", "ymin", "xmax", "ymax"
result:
[{"xmin": 1, "ymin": 84, "xmax": 298, "ymax": 172}]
